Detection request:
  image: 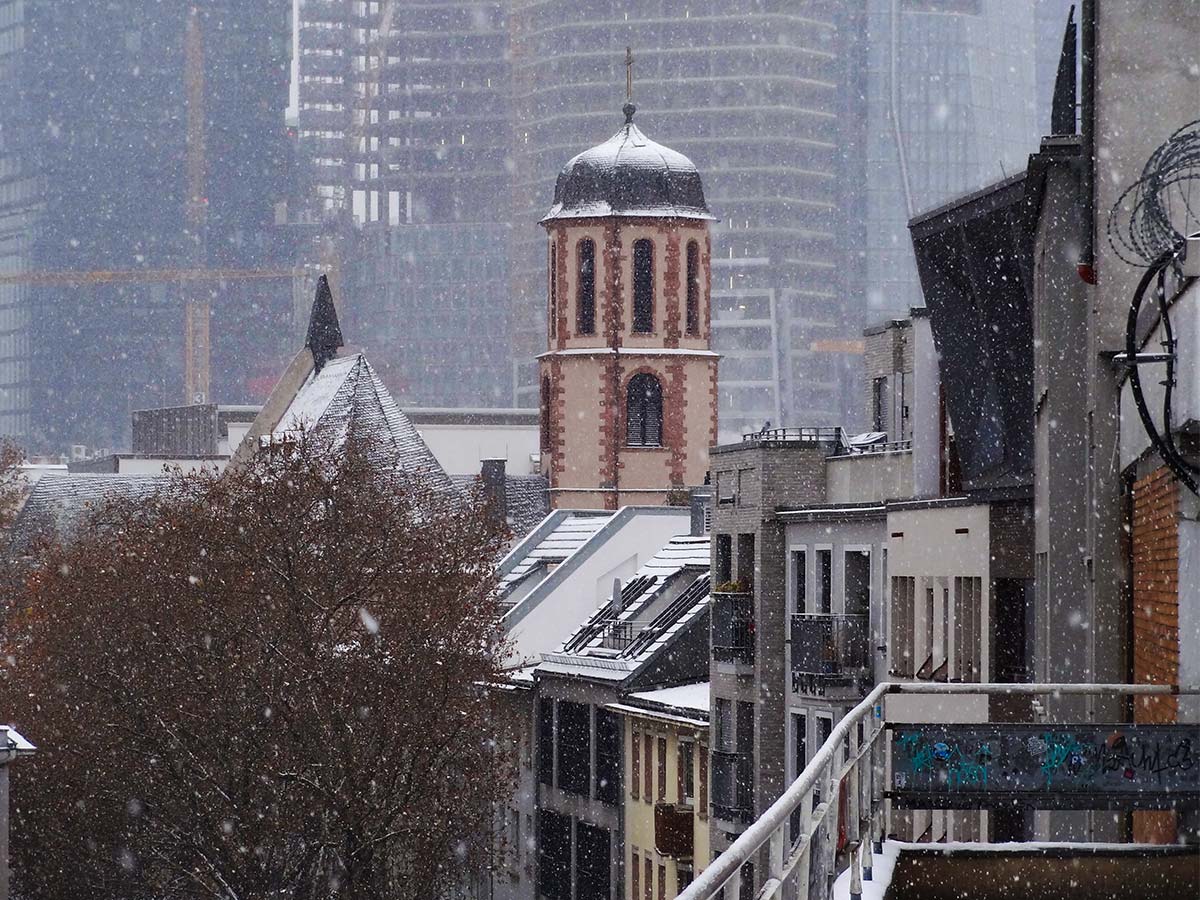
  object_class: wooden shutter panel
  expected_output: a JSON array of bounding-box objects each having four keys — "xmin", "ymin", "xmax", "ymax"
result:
[
  {"xmin": 643, "ymin": 733, "xmax": 652, "ymax": 801},
  {"xmin": 631, "ymin": 728, "xmax": 640, "ymax": 800},
  {"xmin": 677, "ymin": 739, "xmax": 686, "ymax": 803},
  {"xmin": 699, "ymin": 744, "xmax": 709, "ymax": 819},
  {"xmin": 657, "ymin": 737, "xmax": 667, "ymax": 800}
]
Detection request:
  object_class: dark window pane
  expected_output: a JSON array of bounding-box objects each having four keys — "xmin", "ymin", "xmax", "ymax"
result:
[
  {"xmin": 686, "ymin": 240, "xmax": 700, "ymax": 335},
  {"xmin": 595, "ymin": 708, "xmax": 620, "ymax": 805},
  {"xmin": 538, "ymin": 810, "xmax": 571, "ymax": 900},
  {"xmin": 557, "ymin": 700, "xmax": 591, "ymax": 796},
  {"xmin": 575, "ymin": 822, "xmax": 611, "ymax": 900},
  {"xmin": 577, "ymin": 237, "xmax": 595, "ymax": 335},
  {"xmin": 537, "ymin": 697, "xmax": 554, "ymax": 787},
  {"xmin": 633, "ymin": 238, "xmax": 654, "ymax": 333}
]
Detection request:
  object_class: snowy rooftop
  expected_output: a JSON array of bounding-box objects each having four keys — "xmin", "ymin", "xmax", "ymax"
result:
[
  {"xmin": 542, "ymin": 111, "xmax": 714, "ymax": 223},
  {"xmin": 627, "ymin": 681, "xmax": 710, "ymax": 716},
  {"xmin": 450, "ymin": 472, "xmax": 549, "ymax": 541},
  {"xmin": 539, "ymin": 535, "xmax": 710, "ymax": 680},
  {"xmin": 269, "ymin": 353, "xmax": 451, "ymax": 489},
  {"xmin": 496, "ymin": 511, "xmax": 615, "ymax": 598},
  {"xmin": 8, "ymin": 472, "xmax": 167, "ymax": 557}
]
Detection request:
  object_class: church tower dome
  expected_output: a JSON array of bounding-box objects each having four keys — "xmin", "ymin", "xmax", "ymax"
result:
[{"xmin": 538, "ymin": 92, "xmax": 719, "ymax": 511}]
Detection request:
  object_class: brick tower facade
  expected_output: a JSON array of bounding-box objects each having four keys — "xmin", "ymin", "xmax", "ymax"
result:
[{"xmin": 538, "ymin": 104, "xmax": 719, "ymax": 510}]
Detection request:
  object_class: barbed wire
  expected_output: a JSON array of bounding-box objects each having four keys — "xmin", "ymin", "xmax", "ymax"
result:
[{"xmin": 1107, "ymin": 118, "xmax": 1200, "ymax": 267}]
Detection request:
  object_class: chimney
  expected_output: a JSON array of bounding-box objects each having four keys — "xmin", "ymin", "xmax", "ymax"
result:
[{"xmin": 480, "ymin": 458, "xmax": 507, "ymax": 532}]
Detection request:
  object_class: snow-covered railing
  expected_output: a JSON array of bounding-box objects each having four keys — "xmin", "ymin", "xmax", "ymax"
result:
[{"xmin": 677, "ymin": 682, "xmax": 1199, "ymax": 900}]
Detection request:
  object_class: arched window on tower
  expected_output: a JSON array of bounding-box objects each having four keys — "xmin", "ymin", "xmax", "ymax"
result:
[
  {"xmin": 626, "ymin": 373, "xmax": 663, "ymax": 447},
  {"xmin": 548, "ymin": 241, "xmax": 557, "ymax": 339},
  {"xmin": 540, "ymin": 374, "xmax": 552, "ymax": 449},
  {"xmin": 686, "ymin": 240, "xmax": 700, "ymax": 336},
  {"xmin": 632, "ymin": 238, "xmax": 654, "ymax": 333},
  {"xmin": 577, "ymin": 238, "xmax": 596, "ymax": 335}
]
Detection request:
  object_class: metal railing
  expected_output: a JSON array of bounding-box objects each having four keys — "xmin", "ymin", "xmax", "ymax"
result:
[
  {"xmin": 677, "ymin": 682, "xmax": 1198, "ymax": 900},
  {"xmin": 713, "ymin": 592, "xmax": 755, "ymax": 665},
  {"xmin": 741, "ymin": 427, "xmax": 849, "ymax": 450},
  {"xmin": 790, "ymin": 614, "xmax": 869, "ymax": 680}
]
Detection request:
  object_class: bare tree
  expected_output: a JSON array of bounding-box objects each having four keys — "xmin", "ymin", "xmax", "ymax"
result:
[{"xmin": 4, "ymin": 430, "xmax": 514, "ymax": 900}]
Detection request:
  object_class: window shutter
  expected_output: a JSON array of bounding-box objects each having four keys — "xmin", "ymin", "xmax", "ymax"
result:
[
  {"xmin": 643, "ymin": 733, "xmax": 653, "ymax": 801},
  {"xmin": 657, "ymin": 737, "xmax": 667, "ymax": 800},
  {"xmin": 631, "ymin": 728, "xmax": 640, "ymax": 800},
  {"xmin": 699, "ymin": 744, "xmax": 709, "ymax": 819}
]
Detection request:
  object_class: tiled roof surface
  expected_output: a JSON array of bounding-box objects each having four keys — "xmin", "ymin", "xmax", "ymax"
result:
[
  {"xmin": 8, "ymin": 473, "xmax": 167, "ymax": 556},
  {"xmin": 450, "ymin": 473, "xmax": 549, "ymax": 541},
  {"xmin": 273, "ymin": 354, "xmax": 451, "ymax": 489}
]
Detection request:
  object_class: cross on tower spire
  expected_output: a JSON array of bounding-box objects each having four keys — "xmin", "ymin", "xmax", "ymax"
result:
[{"xmin": 623, "ymin": 47, "xmax": 636, "ymax": 124}]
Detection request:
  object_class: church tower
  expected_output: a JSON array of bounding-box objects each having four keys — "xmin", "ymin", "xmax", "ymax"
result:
[{"xmin": 539, "ymin": 89, "xmax": 718, "ymax": 510}]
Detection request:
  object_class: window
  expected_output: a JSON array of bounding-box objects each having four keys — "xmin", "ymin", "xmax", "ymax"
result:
[
  {"xmin": 715, "ymin": 698, "xmax": 734, "ymax": 752},
  {"xmin": 575, "ymin": 822, "xmax": 611, "ymax": 900},
  {"xmin": 557, "ymin": 701, "xmax": 590, "ymax": 796},
  {"xmin": 872, "ymin": 376, "xmax": 887, "ymax": 433},
  {"xmin": 792, "ymin": 549, "xmax": 807, "ymax": 614},
  {"xmin": 816, "ymin": 548, "xmax": 832, "ymax": 614},
  {"xmin": 792, "ymin": 713, "xmax": 807, "ymax": 779},
  {"xmin": 537, "ymin": 810, "xmax": 571, "ymax": 900},
  {"xmin": 626, "ymin": 373, "xmax": 663, "ymax": 446},
  {"xmin": 644, "ymin": 856, "xmax": 652, "ymax": 900},
  {"xmin": 632, "ymin": 848, "xmax": 640, "ymax": 898},
  {"xmin": 699, "ymin": 743, "xmax": 709, "ymax": 818},
  {"xmin": 633, "ymin": 238, "xmax": 654, "ymax": 332},
  {"xmin": 814, "ymin": 716, "xmax": 833, "ymax": 804},
  {"xmin": 679, "ymin": 740, "xmax": 695, "ymax": 804},
  {"xmin": 844, "ymin": 549, "xmax": 871, "ymax": 617},
  {"xmin": 577, "ymin": 238, "xmax": 596, "ymax": 335},
  {"xmin": 537, "ymin": 698, "xmax": 554, "ymax": 787},
  {"xmin": 595, "ymin": 708, "xmax": 620, "ymax": 805},
  {"xmin": 686, "ymin": 240, "xmax": 700, "ymax": 335},
  {"xmin": 540, "ymin": 375, "xmax": 552, "ymax": 450},
  {"xmin": 549, "ymin": 241, "xmax": 557, "ymax": 338},
  {"xmin": 658, "ymin": 864, "xmax": 666, "ymax": 899}
]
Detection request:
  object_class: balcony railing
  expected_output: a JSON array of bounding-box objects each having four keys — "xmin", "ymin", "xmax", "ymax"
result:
[
  {"xmin": 710, "ymin": 749, "xmax": 754, "ymax": 823},
  {"xmin": 791, "ymin": 613, "xmax": 869, "ymax": 684},
  {"xmin": 677, "ymin": 682, "xmax": 1199, "ymax": 900},
  {"xmin": 712, "ymin": 592, "xmax": 755, "ymax": 665}
]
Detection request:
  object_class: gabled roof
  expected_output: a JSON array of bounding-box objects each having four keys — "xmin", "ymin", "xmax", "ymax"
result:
[
  {"xmin": 271, "ymin": 353, "xmax": 452, "ymax": 489},
  {"xmin": 450, "ymin": 472, "xmax": 550, "ymax": 541}
]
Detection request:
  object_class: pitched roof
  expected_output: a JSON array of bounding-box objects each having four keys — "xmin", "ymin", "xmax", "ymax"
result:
[
  {"xmin": 8, "ymin": 473, "xmax": 167, "ymax": 556},
  {"xmin": 450, "ymin": 472, "xmax": 550, "ymax": 541},
  {"xmin": 540, "ymin": 535, "xmax": 710, "ymax": 680},
  {"xmin": 271, "ymin": 354, "xmax": 452, "ymax": 489}
]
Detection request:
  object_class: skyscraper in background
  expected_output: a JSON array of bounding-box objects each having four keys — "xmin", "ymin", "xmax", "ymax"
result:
[
  {"xmin": 292, "ymin": 0, "xmax": 513, "ymax": 408},
  {"xmin": 0, "ymin": 0, "xmax": 294, "ymax": 453},
  {"xmin": 859, "ymin": 0, "xmax": 1072, "ymax": 322}
]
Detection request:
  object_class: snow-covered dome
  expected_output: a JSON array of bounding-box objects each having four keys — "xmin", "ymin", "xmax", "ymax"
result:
[{"xmin": 541, "ymin": 105, "xmax": 714, "ymax": 223}]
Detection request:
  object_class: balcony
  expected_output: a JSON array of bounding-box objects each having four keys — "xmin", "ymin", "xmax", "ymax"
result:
[
  {"xmin": 790, "ymin": 614, "xmax": 869, "ymax": 689},
  {"xmin": 712, "ymin": 591, "xmax": 755, "ymax": 665},
  {"xmin": 710, "ymin": 750, "xmax": 753, "ymax": 823},
  {"xmin": 654, "ymin": 802, "xmax": 694, "ymax": 859}
]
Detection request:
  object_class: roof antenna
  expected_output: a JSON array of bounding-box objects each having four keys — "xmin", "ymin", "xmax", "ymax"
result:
[
  {"xmin": 305, "ymin": 273, "xmax": 344, "ymax": 372},
  {"xmin": 623, "ymin": 46, "xmax": 636, "ymax": 124}
]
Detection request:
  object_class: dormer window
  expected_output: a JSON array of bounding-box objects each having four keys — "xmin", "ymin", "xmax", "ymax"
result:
[
  {"xmin": 632, "ymin": 238, "xmax": 654, "ymax": 333},
  {"xmin": 626, "ymin": 372, "xmax": 663, "ymax": 447},
  {"xmin": 577, "ymin": 238, "xmax": 596, "ymax": 335}
]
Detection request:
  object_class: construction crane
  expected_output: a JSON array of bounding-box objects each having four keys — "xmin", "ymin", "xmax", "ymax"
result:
[{"xmin": 184, "ymin": 6, "xmax": 209, "ymax": 405}]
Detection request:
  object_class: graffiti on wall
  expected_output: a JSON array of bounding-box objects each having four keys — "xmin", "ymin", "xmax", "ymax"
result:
[{"xmin": 890, "ymin": 724, "xmax": 1198, "ymax": 809}]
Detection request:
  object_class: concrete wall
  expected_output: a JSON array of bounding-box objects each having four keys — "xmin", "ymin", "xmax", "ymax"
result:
[{"xmin": 826, "ymin": 450, "xmax": 913, "ymax": 504}]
